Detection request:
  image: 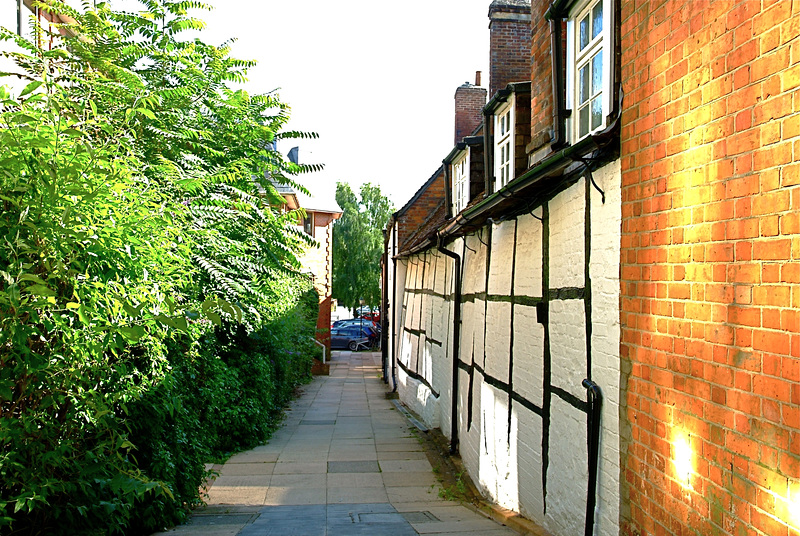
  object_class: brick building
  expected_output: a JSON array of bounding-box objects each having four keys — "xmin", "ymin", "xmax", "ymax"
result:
[
  {"xmin": 383, "ymin": 1, "xmax": 799, "ymax": 536},
  {"xmin": 278, "ymin": 151, "xmax": 342, "ymax": 350}
]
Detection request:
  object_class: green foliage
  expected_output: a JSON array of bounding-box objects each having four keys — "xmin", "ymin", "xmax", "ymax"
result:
[
  {"xmin": 124, "ymin": 285, "xmax": 318, "ymax": 533},
  {"xmin": 0, "ymin": 0, "xmax": 321, "ymax": 533},
  {"xmin": 332, "ymin": 182, "xmax": 393, "ymax": 312}
]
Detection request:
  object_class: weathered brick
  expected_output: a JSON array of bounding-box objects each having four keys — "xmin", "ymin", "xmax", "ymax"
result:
[{"xmin": 620, "ymin": 1, "xmax": 799, "ymax": 536}]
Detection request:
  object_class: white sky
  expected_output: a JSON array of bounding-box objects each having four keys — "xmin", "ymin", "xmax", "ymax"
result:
[
  {"xmin": 190, "ymin": 0, "xmax": 492, "ymax": 212},
  {"xmin": 3, "ymin": 0, "xmax": 493, "ymax": 211}
]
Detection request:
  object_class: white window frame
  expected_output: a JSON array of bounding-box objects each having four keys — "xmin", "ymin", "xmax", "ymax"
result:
[
  {"xmin": 452, "ymin": 150, "xmax": 470, "ymax": 214},
  {"xmin": 494, "ymin": 100, "xmax": 514, "ymax": 191},
  {"xmin": 566, "ymin": 0, "xmax": 614, "ymax": 142}
]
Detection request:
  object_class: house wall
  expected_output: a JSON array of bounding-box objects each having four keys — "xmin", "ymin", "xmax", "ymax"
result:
[
  {"xmin": 528, "ymin": 0, "xmax": 556, "ymax": 153},
  {"xmin": 396, "ymin": 249, "xmax": 454, "ymax": 429},
  {"xmin": 469, "ymin": 143, "xmax": 486, "ymax": 201},
  {"xmin": 298, "ymin": 212, "xmax": 339, "ymax": 348},
  {"xmin": 512, "ymin": 91, "xmax": 532, "ymax": 178},
  {"xmin": 619, "ymin": 2, "xmax": 800, "ymax": 536},
  {"xmin": 395, "ymin": 160, "xmax": 623, "ymax": 536}
]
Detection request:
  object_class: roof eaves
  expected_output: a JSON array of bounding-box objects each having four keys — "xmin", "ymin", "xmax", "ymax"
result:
[
  {"xmin": 545, "ymin": 0, "xmax": 573, "ymax": 20},
  {"xmin": 483, "ymin": 82, "xmax": 532, "ymax": 114},
  {"xmin": 438, "ymin": 123, "xmax": 618, "ymax": 241},
  {"xmin": 303, "ymin": 207, "xmax": 343, "ymax": 215},
  {"xmin": 444, "ymin": 136, "xmax": 485, "ymax": 165}
]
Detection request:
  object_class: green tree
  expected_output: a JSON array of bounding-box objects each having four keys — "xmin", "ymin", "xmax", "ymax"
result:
[
  {"xmin": 0, "ymin": 1, "xmax": 321, "ymax": 533},
  {"xmin": 332, "ymin": 182, "xmax": 393, "ymax": 312}
]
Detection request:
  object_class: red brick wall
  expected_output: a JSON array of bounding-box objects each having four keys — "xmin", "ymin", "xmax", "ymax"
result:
[
  {"xmin": 397, "ymin": 170, "xmax": 446, "ymax": 252},
  {"xmin": 619, "ymin": 1, "xmax": 799, "ymax": 536},
  {"xmin": 469, "ymin": 143, "xmax": 485, "ymax": 200},
  {"xmin": 513, "ymin": 90, "xmax": 532, "ymax": 176},
  {"xmin": 455, "ymin": 84, "xmax": 488, "ymax": 144},
  {"xmin": 489, "ymin": 2, "xmax": 533, "ymax": 97},
  {"xmin": 317, "ymin": 295, "xmax": 332, "ymax": 348},
  {"xmin": 529, "ymin": 0, "xmax": 555, "ymax": 151}
]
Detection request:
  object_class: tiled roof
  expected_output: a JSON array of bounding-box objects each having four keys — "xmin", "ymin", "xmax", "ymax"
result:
[{"xmin": 398, "ymin": 199, "xmax": 448, "ymax": 255}]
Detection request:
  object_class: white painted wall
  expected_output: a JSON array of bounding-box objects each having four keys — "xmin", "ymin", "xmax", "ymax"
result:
[
  {"xmin": 388, "ymin": 159, "xmax": 622, "ymax": 536},
  {"xmin": 588, "ymin": 160, "xmax": 622, "ymax": 536}
]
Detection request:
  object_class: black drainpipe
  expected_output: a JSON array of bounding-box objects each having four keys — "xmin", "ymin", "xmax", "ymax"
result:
[
  {"xmin": 381, "ymin": 229, "xmax": 389, "ymax": 383},
  {"xmin": 437, "ymin": 235, "xmax": 462, "ymax": 454},
  {"xmin": 582, "ymin": 379, "xmax": 603, "ymax": 536},
  {"xmin": 390, "ymin": 224, "xmax": 398, "ymax": 392}
]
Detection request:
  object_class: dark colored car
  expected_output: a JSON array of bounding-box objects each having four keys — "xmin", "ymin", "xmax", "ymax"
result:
[
  {"xmin": 333, "ymin": 319, "xmax": 380, "ymax": 333},
  {"xmin": 330, "ymin": 326, "xmax": 370, "ymax": 351},
  {"xmin": 332, "ymin": 319, "xmax": 380, "ymax": 348}
]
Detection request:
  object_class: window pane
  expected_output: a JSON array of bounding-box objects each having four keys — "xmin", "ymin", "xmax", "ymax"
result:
[
  {"xmin": 579, "ymin": 14, "xmax": 589, "ymax": 50},
  {"xmin": 592, "ymin": 1, "xmax": 603, "ymax": 40},
  {"xmin": 579, "ymin": 63, "xmax": 590, "ymax": 104},
  {"xmin": 591, "ymin": 97, "xmax": 602, "ymax": 130},
  {"xmin": 579, "ymin": 105, "xmax": 589, "ymax": 138},
  {"xmin": 591, "ymin": 52, "xmax": 602, "ymax": 95}
]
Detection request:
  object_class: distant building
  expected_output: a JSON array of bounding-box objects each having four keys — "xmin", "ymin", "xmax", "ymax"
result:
[{"xmin": 283, "ymin": 148, "xmax": 342, "ymax": 350}]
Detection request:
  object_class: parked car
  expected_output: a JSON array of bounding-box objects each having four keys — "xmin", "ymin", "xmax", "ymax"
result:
[
  {"xmin": 330, "ymin": 326, "xmax": 370, "ymax": 351},
  {"xmin": 333, "ymin": 319, "xmax": 380, "ymax": 333},
  {"xmin": 356, "ymin": 306, "xmax": 381, "ymax": 323},
  {"xmin": 332, "ymin": 319, "xmax": 380, "ymax": 348}
]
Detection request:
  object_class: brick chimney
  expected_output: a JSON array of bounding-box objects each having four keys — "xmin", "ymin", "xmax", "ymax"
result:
[
  {"xmin": 488, "ymin": 0, "xmax": 532, "ymax": 97},
  {"xmin": 454, "ymin": 72, "xmax": 487, "ymax": 144}
]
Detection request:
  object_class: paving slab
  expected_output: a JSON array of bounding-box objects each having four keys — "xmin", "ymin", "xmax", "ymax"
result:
[
  {"xmin": 379, "ymin": 459, "xmax": 436, "ymax": 473},
  {"xmin": 218, "ymin": 463, "xmax": 275, "ymax": 477},
  {"xmin": 326, "ymin": 473, "xmax": 384, "ymax": 488},
  {"xmin": 377, "ymin": 450, "xmax": 428, "ymax": 461},
  {"xmin": 327, "ymin": 460, "xmax": 380, "ymax": 473},
  {"xmin": 157, "ymin": 351, "xmax": 520, "ymax": 535},
  {"xmin": 272, "ymin": 461, "xmax": 326, "ymax": 475}
]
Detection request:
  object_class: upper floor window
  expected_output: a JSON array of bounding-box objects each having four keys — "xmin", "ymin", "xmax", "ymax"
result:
[
  {"xmin": 567, "ymin": 0, "xmax": 613, "ymax": 142},
  {"xmin": 494, "ymin": 102, "xmax": 514, "ymax": 190},
  {"xmin": 452, "ymin": 151, "xmax": 469, "ymax": 213}
]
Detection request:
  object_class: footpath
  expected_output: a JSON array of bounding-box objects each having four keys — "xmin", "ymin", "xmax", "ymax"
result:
[{"xmin": 154, "ymin": 350, "xmax": 519, "ymax": 536}]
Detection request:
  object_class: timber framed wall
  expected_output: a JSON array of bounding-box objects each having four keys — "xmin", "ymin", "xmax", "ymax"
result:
[{"xmin": 396, "ymin": 160, "xmax": 622, "ymax": 536}]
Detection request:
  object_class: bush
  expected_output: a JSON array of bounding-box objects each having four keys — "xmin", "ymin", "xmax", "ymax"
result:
[
  {"xmin": 0, "ymin": 1, "xmax": 322, "ymax": 534},
  {"xmin": 125, "ymin": 286, "xmax": 318, "ymax": 534}
]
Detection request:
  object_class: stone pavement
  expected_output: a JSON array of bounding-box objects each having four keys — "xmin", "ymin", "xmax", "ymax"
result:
[{"xmin": 153, "ymin": 350, "xmax": 519, "ymax": 536}]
